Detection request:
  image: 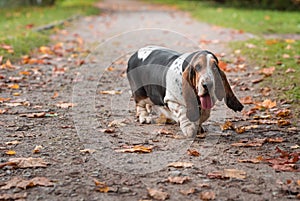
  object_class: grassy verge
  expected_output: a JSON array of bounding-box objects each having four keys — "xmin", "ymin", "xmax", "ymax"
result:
[
  {"xmin": 149, "ymin": 0, "xmax": 300, "ymax": 35},
  {"xmin": 231, "ymin": 39, "xmax": 300, "ymax": 102},
  {"xmin": 149, "ymin": 0, "xmax": 300, "ymax": 111},
  {"xmin": 0, "ymin": 0, "xmax": 100, "ymax": 62}
]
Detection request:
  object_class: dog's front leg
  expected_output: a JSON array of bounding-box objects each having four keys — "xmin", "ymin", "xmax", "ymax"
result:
[
  {"xmin": 136, "ymin": 98, "xmax": 153, "ymax": 124},
  {"xmin": 167, "ymin": 101, "xmax": 199, "ymax": 138}
]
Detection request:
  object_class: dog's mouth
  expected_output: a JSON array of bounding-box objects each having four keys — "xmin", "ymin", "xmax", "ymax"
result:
[{"xmin": 199, "ymin": 93, "xmax": 214, "ymax": 110}]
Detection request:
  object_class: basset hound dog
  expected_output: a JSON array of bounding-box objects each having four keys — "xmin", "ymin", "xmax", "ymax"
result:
[{"xmin": 127, "ymin": 46, "xmax": 243, "ymax": 137}]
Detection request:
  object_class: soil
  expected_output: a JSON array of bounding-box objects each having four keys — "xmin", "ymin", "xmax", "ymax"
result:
[{"xmin": 1, "ymin": 0, "xmax": 299, "ymax": 200}]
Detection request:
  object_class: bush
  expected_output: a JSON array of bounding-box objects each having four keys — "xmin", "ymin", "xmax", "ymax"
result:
[{"xmin": 201, "ymin": 0, "xmax": 300, "ymax": 10}]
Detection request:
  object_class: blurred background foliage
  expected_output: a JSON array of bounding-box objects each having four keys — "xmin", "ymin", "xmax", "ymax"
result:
[{"xmin": 196, "ymin": 0, "xmax": 300, "ymax": 10}]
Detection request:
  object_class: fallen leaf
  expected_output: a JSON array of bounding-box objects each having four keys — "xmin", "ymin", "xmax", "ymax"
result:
[
  {"xmin": 167, "ymin": 162, "xmax": 193, "ymax": 168},
  {"xmin": 251, "ymin": 77, "xmax": 264, "ymax": 84},
  {"xmin": 259, "ymin": 99, "xmax": 276, "ymax": 109},
  {"xmin": 277, "ymin": 119, "xmax": 291, "ymax": 127},
  {"xmin": 260, "ymin": 87, "xmax": 271, "ymax": 96},
  {"xmin": 98, "ymin": 186, "xmax": 110, "ymax": 193},
  {"xmin": 187, "ymin": 149, "xmax": 200, "ymax": 157},
  {"xmin": 39, "ymin": 46, "xmax": 53, "ymax": 54},
  {"xmin": 80, "ymin": 149, "xmax": 96, "ymax": 154},
  {"xmin": 0, "ymin": 157, "xmax": 48, "ymax": 168},
  {"xmin": 5, "ymin": 150, "xmax": 16, "ymax": 155},
  {"xmin": 291, "ymin": 145, "xmax": 300, "ymax": 149},
  {"xmin": 32, "ymin": 145, "xmax": 43, "ymax": 153},
  {"xmin": 238, "ymin": 158, "xmax": 261, "ymax": 164},
  {"xmin": 19, "ymin": 71, "xmax": 31, "ymax": 76},
  {"xmin": 207, "ymin": 171, "xmax": 223, "ymax": 179},
  {"xmin": 51, "ymin": 92, "xmax": 59, "ymax": 99},
  {"xmin": 282, "ymin": 54, "xmax": 290, "ymax": 59},
  {"xmin": 148, "ymin": 188, "xmax": 169, "ymax": 201},
  {"xmin": 0, "ymin": 97, "xmax": 11, "ymax": 102},
  {"xmin": 240, "ymin": 96, "xmax": 253, "ymax": 104},
  {"xmin": 199, "ymin": 191, "xmax": 216, "ymax": 200},
  {"xmin": 19, "ymin": 112, "xmax": 46, "ymax": 118},
  {"xmin": 0, "ymin": 109, "xmax": 7, "ymax": 114},
  {"xmin": 235, "ymin": 126, "xmax": 246, "ymax": 134},
  {"xmin": 218, "ymin": 61, "xmax": 228, "ymax": 71},
  {"xmin": 276, "ymin": 109, "xmax": 291, "ymax": 118},
  {"xmin": 168, "ymin": 176, "xmax": 190, "ymax": 184},
  {"xmin": 0, "ymin": 192, "xmax": 27, "ymax": 200},
  {"xmin": 158, "ymin": 128, "xmax": 175, "ymax": 135},
  {"xmin": 285, "ymin": 68, "xmax": 296, "ymax": 73},
  {"xmin": 100, "ymin": 90, "xmax": 122, "ymax": 95},
  {"xmin": 260, "ymin": 66, "xmax": 275, "ymax": 76},
  {"xmin": 266, "ymin": 39, "xmax": 278, "ymax": 45},
  {"xmin": 8, "ymin": 84, "xmax": 20, "ymax": 89},
  {"xmin": 56, "ymin": 102, "xmax": 75, "ymax": 108},
  {"xmin": 106, "ymin": 66, "xmax": 115, "ymax": 71},
  {"xmin": 94, "ymin": 179, "xmax": 110, "ymax": 193},
  {"xmin": 1, "ymin": 177, "xmax": 53, "ymax": 190},
  {"xmin": 264, "ymin": 147, "xmax": 300, "ymax": 172},
  {"xmin": 108, "ymin": 119, "xmax": 128, "ymax": 127},
  {"xmin": 220, "ymin": 120, "xmax": 234, "ymax": 131},
  {"xmin": 115, "ymin": 145, "xmax": 152, "ymax": 153},
  {"xmin": 223, "ymin": 169, "xmax": 247, "ymax": 179},
  {"xmin": 267, "ymin": 137, "xmax": 284, "ymax": 143},
  {"xmin": 245, "ymin": 43, "xmax": 256, "ymax": 48},
  {"xmin": 179, "ymin": 187, "xmax": 195, "ymax": 195},
  {"xmin": 253, "ymin": 114, "xmax": 272, "ymax": 119}
]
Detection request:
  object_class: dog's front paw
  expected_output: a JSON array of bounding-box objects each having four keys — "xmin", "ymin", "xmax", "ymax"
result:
[
  {"xmin": 139, "ymin": 115, "xmax": 152, "ymax": 124},
  {"xmin": 181, "ymin": 123, "xmax": 197, "ymax": 138}
]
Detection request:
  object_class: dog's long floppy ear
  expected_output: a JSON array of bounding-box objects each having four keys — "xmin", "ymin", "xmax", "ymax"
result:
[
  {"xmin": 182, "ymin": 66, "xmax": 200, "ymax": 122},
  {"xmin": 214, "ymin": 66, "xmax": 244, "ymax": 112}
]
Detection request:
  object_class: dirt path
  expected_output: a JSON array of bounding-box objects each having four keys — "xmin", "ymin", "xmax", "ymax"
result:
[{"xmin": 1, "ymin": 0, "xmax": 299, "ymax": 200}]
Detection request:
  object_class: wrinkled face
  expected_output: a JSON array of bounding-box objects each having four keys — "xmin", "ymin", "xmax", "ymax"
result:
[{"xmin": 192, "ymin": 53, "xmax": 219, "ymax": 110}]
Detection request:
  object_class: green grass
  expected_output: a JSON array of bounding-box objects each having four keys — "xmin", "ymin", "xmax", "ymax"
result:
[
  {"xmin": 0, "ymin": 0, "xmax": 100, "ymax": 62},
  {"xmin": 149, "ymin": 0, "xmax": 300, "ymax": 35},
  {"xmin": 232, "ymin": 39, "xmax": 300, "ymax": 102}
]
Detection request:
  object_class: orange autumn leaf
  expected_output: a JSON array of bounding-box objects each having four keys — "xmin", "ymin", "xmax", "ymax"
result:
[
  {"xmin": 115, "ymin": 145, "xmax": 152, "ymax": 153},
  {"xmin": 220, "ymin": 120, "xmax": 234, "ymax": 131},
  {"xmin": 240, "ymin": 96, "xmax": 253, "ymax": 104},
  {"xmin": 260, "ymin": 99, "xmax": 276, "ymax": 109},
  {"xmin": 265, "ymin": 39, "xmax": 278, "ymax": 45},
  {"xmin": 167, "ymin": 161, "xmax": 194, "ymax": 168},
  {"xmin": 51, "ymin": 92, "xmax": 59, "ymax": 99},
  {"xmin": 218, "ymin": 60, "xmax": 228, "ymax": 71},
  {"xmin": 199, "ymin": 191, "xmax": 216, "ymax": 200},
  {"xmin": 260, "ymin": 66, "xmax": 275, "ymax": 77},
  {"xmin": 0, "ymin": 97, "xmax": 11, "ymax": 102},
  {"xmin": 19, "ymin": 71, "xmax": 31, "ymax": 76},
  {"xmin": 5, "ymin": 150, "xmax": 16, "ymax": 155},
  {"xmin": 39, "ymin": 46, "xmax": 53, "ymax": 54},
  {"xmin": 187, "ymin": 149, "xmax": 200, "ymax": 157},
  {"xmin": 168, "ymin": 176, "xmax": 190, "ymax": 184},
  {"xmin": 8, "ymin": 84, "xmax": 20, "ymax": 89},
  {"xmin": 148, "ymin": 188, "xmax": 169, "ymax": 201}
]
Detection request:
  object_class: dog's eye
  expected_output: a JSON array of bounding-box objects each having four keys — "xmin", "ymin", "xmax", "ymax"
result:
[{"xmin": 195, "ymin": 64, "xmax": 201, "ymax": 71}]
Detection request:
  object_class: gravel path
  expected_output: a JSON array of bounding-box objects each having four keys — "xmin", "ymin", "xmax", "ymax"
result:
[{"xmin": 1, "ymin": 0, "xmax": 299, "ymax": 200}]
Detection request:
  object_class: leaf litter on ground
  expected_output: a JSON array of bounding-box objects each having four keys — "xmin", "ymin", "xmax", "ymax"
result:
[{"xmin": 0, "ymin": 157, "xmax": 48, "ymax": 169}]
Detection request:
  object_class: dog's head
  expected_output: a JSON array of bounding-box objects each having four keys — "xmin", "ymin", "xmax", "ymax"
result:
[{"xmin": 182, "ymin": 51, "xmax": 244, "ymax": 121}]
